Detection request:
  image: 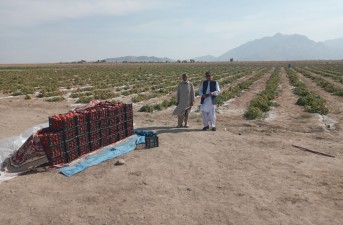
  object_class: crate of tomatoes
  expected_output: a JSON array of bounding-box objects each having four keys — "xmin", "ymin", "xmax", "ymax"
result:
[{"xmin": 49, "ymin": 112, "xmax": 76, "ymax": 131}]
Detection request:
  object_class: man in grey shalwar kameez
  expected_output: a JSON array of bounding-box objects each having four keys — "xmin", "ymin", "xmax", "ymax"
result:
[{"xmin": 172, "ymin": 73, "xmax": 195, "ymax": 128}]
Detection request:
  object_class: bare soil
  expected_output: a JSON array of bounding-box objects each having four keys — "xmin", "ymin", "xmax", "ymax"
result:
[{"xmin": 0, "ymin": 68, "xmax": 342, "ymax": 225}]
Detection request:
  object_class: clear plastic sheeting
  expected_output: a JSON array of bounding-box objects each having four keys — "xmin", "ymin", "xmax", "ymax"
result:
[
  {"xmin": 0, "ymin": 123, "xmax": 48, "ymax": 169},
  {"xmin": 0, "ymin": 171, "xmax": 21, "ymax": 183}
]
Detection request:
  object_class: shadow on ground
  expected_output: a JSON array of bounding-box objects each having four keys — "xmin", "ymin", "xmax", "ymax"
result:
[{"xmin": 134, "ymin": 126, "xmax": 204, "ymax": 134}]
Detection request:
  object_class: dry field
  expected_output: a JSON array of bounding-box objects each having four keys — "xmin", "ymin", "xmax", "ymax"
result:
[{"xmin": 0, "ymin": 62, "xmax": 342, "ymax": 225}]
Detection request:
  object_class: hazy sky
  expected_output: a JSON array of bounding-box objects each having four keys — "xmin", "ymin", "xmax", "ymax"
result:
[{"xmin": 1, "ymin": 0, "xmax": 343, "ymax": 64}]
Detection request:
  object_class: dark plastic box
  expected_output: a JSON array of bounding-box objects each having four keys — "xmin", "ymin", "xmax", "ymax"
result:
[{"xmin": 145, "ymin": 136, "xmax": 159, "ymax": 148}]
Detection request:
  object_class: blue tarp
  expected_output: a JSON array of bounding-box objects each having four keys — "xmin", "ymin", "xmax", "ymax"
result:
[{"xmin": 59, "ymin": 135, "xmax": 145, "ymax": 177}]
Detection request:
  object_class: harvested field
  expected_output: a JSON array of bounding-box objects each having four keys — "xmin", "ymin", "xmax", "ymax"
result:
[{"xmin": 0, "ymin": 62, "xmax": 342, "ymax": 225}]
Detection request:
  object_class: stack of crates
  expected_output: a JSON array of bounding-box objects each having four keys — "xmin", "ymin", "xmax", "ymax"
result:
[
  {"xmin": 39, "ymin": 112, "xmax": 79, "ymax": 165},
  {"xmin": 75, "ymin": 112, "xmax": 90, "ymax": 157},
  {"xmin": 124, "ymin": 103, "xmax": 134, "ymax": 137},
  {"xmin": 106, "ymin": 102, "xmax": 123, "ymax": 145},
  {"xmin": 39, "ymin": 101, "xmax": 134, "ymax": 165},
  {"xmin": 38, "ymin": 128, "xmax": 66, "ymax": 165},
  {"xmin": 85, "ymin": 107, "xmax": 102, "ymax": 151}
]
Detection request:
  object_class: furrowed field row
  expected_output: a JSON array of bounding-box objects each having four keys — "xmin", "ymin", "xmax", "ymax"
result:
[
  {"xmin": 294, "ymin": 67, "xmax": 343, "ymax": 96},
  {"xmin": 301, "ymin": 66, "xmax": 343, "ymax": 84},
  {"xmin": 244, "ymin": 67, "xmax": 281, "ymax": 119},
  {"xmin": 0, "ymin": 64, "xmax": 259, "ymax": 103},
  {"xmin": 286, "ymin": 68, "xmax": 329, "ymax": 115},
  {"xmin": 73, "ymin": 65, "xmax": 261, "ymax": 104},
  {"xmin": 138, "ymin": 67, "xmax": 266, "ymax": 112},
  {"xmin": 309, "ymin": 64, "xmax": 343, "ymax": 77},
  {"xmin": 133, "ymin": 66, "xmax": 261, "ymax": 104},
  {"xmin": 215, "ymin": 67, "xmax": 269, "ymax": 107}
]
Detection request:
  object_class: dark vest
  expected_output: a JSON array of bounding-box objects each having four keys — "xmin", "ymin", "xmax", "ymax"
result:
[{"xmin": 201, "ymin": 80, "xmax": 217, "ymax": 105}]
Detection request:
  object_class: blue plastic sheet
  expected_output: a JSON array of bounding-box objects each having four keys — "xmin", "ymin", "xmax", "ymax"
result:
[{"xmin": 59, "ymin": 135, "xmax": 145, "ymax": 177}]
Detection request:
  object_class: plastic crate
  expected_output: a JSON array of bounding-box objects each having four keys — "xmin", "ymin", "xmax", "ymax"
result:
[
  {"xmin": 49, "ymin": 154, "xmax": 68, "ymax": 166},
  {"xmin": 124, "ymin": 103, "xmax": 133, "ymax": 121},
  {"xmin": 108, "ymin": 125, "xmax": 118, "ymax": 135},
  {"xmin": 106, "ymin": 105, "xmax": 118, "ymax": 118},
  {"xmin": 89, "ymin": 130, "xmax": 100, "ymax": 142},
  {"xmin": 107, "ymin": 134, "xmax": 118, "ymax": 144},
  {"xmin": 124, "ymin": 103, "xmax": 133, "ymax": 112},
  {"xmin": 118, "ymin": 130, "xmax": 126, "ymax": 141},
  {"xmin": 125, "ymin": 127, "xmax": 134, "ymax": 137},
  {"xmin": 145, "ymin": 136, "xmax": 159, "ymax": 148},
  {"xmin": 108, "ymin": 118, "xmax": 117, "ymax": 127},
  {"xmin": 66, "ymin": 149, "xmax": 79, "ymax": 162},
  {"xmin": 49, "ymin": 114, "xmax": 76, "ymax": 131},
  {"xmin": 74, "ymin": 112, "xmax": 87, "ymax": 125},
  {"xmin": 39, "ymin": 130, "xmax": 64, "ymax": 147},
  {"xmin": 38, "ymin": 130, "xmax": 66, "ymax": 159},
  {"xmin": 84, "ymin": 108, "xmax": 98, "ymax": 122},
  {"xmin": 45, "ymin": 144, "xmax": 65, "ymax": 159},
  {"xmin": 76, "ymin": 123, "xmax": 88, "ymax": 135},
  {"xmin": 101, "ymin": 137, "xmax": 110, "ymax": 147},
  {"xmin": 79, "ymin": 144, "xmax": 90, "ymax": 156},
  {"xmin": 97, "ymin": 107, "xmax": 108, "ymax": 119},
  {"xmin": 99, "ymin": 118, "xmax": 109, "ymax": 129},
  {"xmin": 116, "ymin": 104, "xmax": 124, "ymax": 115},
  {"xmin": 125, "ymin": 111, "xmax": 133, "ymax": 121},
  {"xmin": 63, "ymin": 128, "xmax": 77, "ymax": 140},
  {"xmin": 90, "ymin": 139, "xmax": 101, "ymax": 151},
  {"xmin": 123, "ymin": 120, "xmax": 133, "ymax": 137},
  {"xmin": 117, "ymin": 113, "xmax": 125, "ymax": 124},
  {"xmin": 117, "ymin": 123, "xmax": 125, "ymax": 133},
  {"xmin": 77, "ymin": 133, "xmax": 89, "ymax": 146},
  {"xmin": 65, "ymin": 138, "xmax": 78, "ymax": 151},
  {"xmin": 100, "ymin": 128, "xmax": 109, "ymax": 139},
  {"xmin": 125, "ymin": 120, "xmax": 133, "ymax": 129},
  {"xmin": 88, "ymin": 121, "xmax": 99, "ymax": 131}
]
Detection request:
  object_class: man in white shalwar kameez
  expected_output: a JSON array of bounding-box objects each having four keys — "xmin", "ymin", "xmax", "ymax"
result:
[
  {"xmin": 172, "ymin": 73, "xmax": 195, "ymax": 128},
  {"xmin": 199, "ymin": 71, "xmax": 220, "ymax": 131}
]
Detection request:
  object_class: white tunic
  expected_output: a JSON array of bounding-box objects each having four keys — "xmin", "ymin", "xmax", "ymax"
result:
[{"xmin": 199, "ymin": 81, "xmax": 220, "ymax": 112}]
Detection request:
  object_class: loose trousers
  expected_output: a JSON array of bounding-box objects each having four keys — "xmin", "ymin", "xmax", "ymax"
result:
[
  {"xmin": 201, "ymin": 106, "xmax": 216, "ymax": 128},
  {"xmin": 177, "ymin": 107, "xmax": 191, "ymax": 126}
]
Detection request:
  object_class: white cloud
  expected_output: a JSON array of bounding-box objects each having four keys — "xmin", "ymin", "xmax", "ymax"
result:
[{"xmin": 0, "ymin": 0, "xmax": 165, "ymax": 27}]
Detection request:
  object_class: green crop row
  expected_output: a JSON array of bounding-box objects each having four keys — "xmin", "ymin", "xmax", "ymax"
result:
[
  {"xmin": 294, "ymin": 67, "xmax": 343, "ymax": 96},
  {"xmin": 138, "ymin": 65, "xmax": 260, "ymax": 111},
  {"xmin": 216, "ymin": 68, "xmax": 269, "ymax": 107},
  {"xmin": 138, "ymin": 96, "xmax": 177, "ymax": 112},
  {"xmin": 3, "ymin": 63, "xmax": 326, "ymax": 106},
  {"xmin": 305, "ymin": 66, "xmax": 343, "ymax": 84},
  {"xmin": 286, "ymin": 68, "xmax": 329, "ymax": 115},
  {"xmin": 244, "ymin": 67, "xmax": 281, "ymax": 119}
]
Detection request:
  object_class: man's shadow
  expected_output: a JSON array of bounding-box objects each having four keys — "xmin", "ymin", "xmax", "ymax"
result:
[{"xmin": 134, "ymin": 126, "xmax": 202, "ymax": 135}]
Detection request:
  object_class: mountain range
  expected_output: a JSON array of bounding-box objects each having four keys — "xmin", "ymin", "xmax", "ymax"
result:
[
  {"xmin": 104, "ymin": 33, "xmax": 343, "ymax": 62},
  {"xmin": 104, "ymin": 56, "xmax": 174, "ymax": 63},
  {"xmin": 214, "ymin": 33, "xmax": 343, "ymax": 61}
]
